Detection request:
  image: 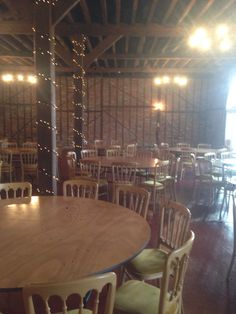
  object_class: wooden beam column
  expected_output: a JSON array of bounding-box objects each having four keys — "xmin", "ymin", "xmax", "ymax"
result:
[
  {"xmin": 72, "ymin": 35, "xmax": 85, "ymax": 160},
  {"xmin": 34, "ymin": 0, "xmax": 57, "ymax": 195}
]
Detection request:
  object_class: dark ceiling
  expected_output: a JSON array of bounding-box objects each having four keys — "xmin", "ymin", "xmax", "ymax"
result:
[{"xmin": 0, "ymin": 0, "xmax": 236, "ymax": 75}]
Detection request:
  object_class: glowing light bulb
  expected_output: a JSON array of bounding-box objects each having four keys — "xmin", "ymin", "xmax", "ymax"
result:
[
  {"xmin": 2, "ymin": 74, "xmax": 13, "ymax": 82},
  {"xmin": 219, "ymin": 38, "xmax": 232, "ymax": 51},
  {"xmin": 216, "ymin": 24, "xmax": 229, "ymax": 38},
  {"xmin": 27, "ymin": 75, "xmax": 37, "ymax": 84},
  {"xmin": 154, "ymin": 77, "xmax": 162, "ymax": 85},
  {"xmin": 17, "ymin": 74, "xmax": 24, "ymax": 81},
  {"xmin": 153, "ymin": 102, "xmax": 164, "ymax": 111},
  {"xmin": 162, "ymin": 76, "xmax": 170, "ymax": 84}
]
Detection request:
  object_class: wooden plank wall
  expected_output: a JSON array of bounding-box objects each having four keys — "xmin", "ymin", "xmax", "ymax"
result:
[{"xmin": 0, "ymin": 75, "xmax": 228, "ymax": 148}]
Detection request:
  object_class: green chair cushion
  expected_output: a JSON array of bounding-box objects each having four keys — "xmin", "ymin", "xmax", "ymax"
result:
[
  {"xmin": 125, "ymin": 248, "xmax": 168, "ymax": 280},
  {"xmin": 115, "ymin": 280, "xmax": 178, "ymax": 314},
  {"xmin": 142, "ymin": 180, "xmax": 163, "ymax": 188}
]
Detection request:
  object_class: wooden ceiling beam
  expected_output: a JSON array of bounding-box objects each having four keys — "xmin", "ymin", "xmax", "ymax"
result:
[
  {"xmin": 0, "ymin": 65, "xmax": 230, "ymax": 74},
  {"xmin": 115, "ymin": 0, "xmax": 121, "ymax": 24},
  {"xmin": 0, "ymin": 50, "xmax": 32, "ymax": 58},
  {"xmin": 101, "ymin": 52, "xmax": 236, "ymax": 60},
  {"xmin": 178, "ymin": 0, "xmax": 196, "ymax": 24},
  {"xmin": 0, "ymin": 21, "xmax": 32, "ymax": 34},
  {"xmin": 52, "ymin": 0, "xmax": 81, "ymax": 26},
  {"xmin": 56, "ymin": 23, "xmax": 184, "ymax": 37},
  {"xmin": 84, "ymin": 35, "xmax": 122, "ymax": 68},
  {"xmin": 79, "ymin": 0, "xmax": 92, "ymax": 23}
]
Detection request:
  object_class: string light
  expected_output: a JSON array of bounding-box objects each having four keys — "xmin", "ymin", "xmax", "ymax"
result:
[
  {"xmin": 72, "ymin": 36, "xmax": 86, "ymax": 149},
  {"xmin": 1, "ymin": 73, "xmax": 37, "ymax": 84}
]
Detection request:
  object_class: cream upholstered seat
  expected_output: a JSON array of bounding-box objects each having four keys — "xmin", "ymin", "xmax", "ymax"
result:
[
  {"xmin": 63, "ymin": 178, "xmax": 98, "ymax": 199},
  {"xmin": 0, "ymin": 182, "xmax": 32, "ymax": 199},
  {"xmin": 140, "ymin": 160, "xmax": 170, "ymax": 212},
  {"xmin": 176, "ymin": 142, "xmax": 190, "ymax": 148},
  {"xmin": 114, "ymin": 184, "xmax": 150, "ymax": 219},
  {"xmin": 114, "ymin": 231, "xmax": 195, "ymax": 314},
  {"xmin": 124, "ymin": 200, "xmax": 191, "ymax": 281},
  {"xmin": 23, "ymin": 272, "xmax": 116, "ymax": 314}
]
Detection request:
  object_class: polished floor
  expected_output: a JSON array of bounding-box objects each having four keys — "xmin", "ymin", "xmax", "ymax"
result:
[{"xmin": 176, "ymin": 180, "xmax": 236, "ymax": 314}]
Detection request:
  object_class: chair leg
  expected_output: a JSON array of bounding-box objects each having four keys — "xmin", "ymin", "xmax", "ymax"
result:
[{"xmin": 227, "ymin": 250, "xmax": 236, "ymax": 280}]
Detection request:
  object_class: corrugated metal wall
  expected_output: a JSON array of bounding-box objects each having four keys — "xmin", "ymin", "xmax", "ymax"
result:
[{"xmin": 0, "ymin": 75, "xmax": 228, "ymax": 148}]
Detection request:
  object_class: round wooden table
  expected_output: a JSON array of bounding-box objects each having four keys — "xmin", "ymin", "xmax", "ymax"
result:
[
  {"xmin": 0, "ymin": 196, "xmax": 150, "ymax": 290},
  {"xmin": 82, "ymin": 156, "xmax": 159, "ymax": 168}
]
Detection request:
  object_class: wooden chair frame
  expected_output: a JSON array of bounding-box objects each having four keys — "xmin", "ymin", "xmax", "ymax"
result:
[
  {"xmin": 0, "ymin": 182, "xmax": 32, "ymax": 199},
  {"xmin": 63, "ymin": 178, "xmax": 99, "ymax": 199}
]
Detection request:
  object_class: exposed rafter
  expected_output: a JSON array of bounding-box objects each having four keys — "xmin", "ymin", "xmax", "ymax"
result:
[{"xmin": 52, "ymin": 0, "xmax": 81, "ymax": 26}]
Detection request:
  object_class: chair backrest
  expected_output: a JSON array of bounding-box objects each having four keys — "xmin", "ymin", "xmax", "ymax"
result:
[
  {"xmin": 22, "ymin": 142, "xmax": 37, "ymax": 149},
  {"xmin": 0, "ymin": 160, "xmax": 2, "ymax": 182},
  {"xmin": 126, "ymin": 144, "xmax": 137, "ymax": 157},
  {"xmin": 195, "ymin": 158, "xmax": 212, "ymax": 177},
  {"xmin": 197, "ymin": 143, "xmax": 211, "ymax": 149},
  {"xmin": 1, "ymin": 141, "xmax": 17, "ymax": 148},
  {"xmin": 158, "ymin": 200, "xmax": 191, "ymax": 250},
  {"xmin": 20, "ymin": 152, "xmax": 38, "ymax": 180},
  {"xmin": 0, "ymin": 150, "xmax": 12, "ymax": 167},
  {"xmin": 204, "ymin": 152, "xmax": 216, "ymax": 161},
  {"xmin": 23, "ymin": 272, "xmax": 117, "ymax": 314},
  {"xmin": 115, "ymin": 184, "xmax": 150, "ymax": 219},
  {"xmin": 106, "ymin": 149, "xmax": 120, "ymax": 157},
  {"xmin": 136, "ymin": 150, "xmax": 153, "ymax": 158},
  {"xmin": 176, "ymin": 143, "xmax": 190, "ymax": 148},
  {"xmin": 0, "ymin": 182, "xmax": 32, "ymax": 199},
  {"xmin": 159, "ymin": 231, "xmax": 195, "ymax": 314},
  {"xmin": 112, "ymin": 162, "xmax": 137, "ymax": 184},
  {"xmin": 81, "ymin": 149, "xmax": 98, "ymax": 159},
  {"xmin": 160, "ymin": 142, "xmax": 169, "ymax": 149},
  {"xmin": 94, "ymin": 139, "xmax": 104, "ymax": 149},
  {"xmin": 221, "ymin": 151, "xmax": 232, "ymax": 159},
  {"xmin": 80, "ymin": 159, "xmax": 101, "ymax": 181},
  {"xmin": 63, "ymin": 178, "xmax": 98, "ymax": 199}
]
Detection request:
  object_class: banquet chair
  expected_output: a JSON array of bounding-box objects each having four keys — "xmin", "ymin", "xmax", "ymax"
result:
[
  {"xmin": 20, "ymin": 151, "xmax": 38, "ymax": 183},
  {"xmin": 193, "ymin": 158, "xmax": 222, "ymax": 206},
  {"xmin": 79, "ymin": 159, "xmax": 108, "ymax": 200},
  {"xmin": 23, "ymin": 272, "xmax": 116, "ymax": 314},
  {"xmin": 198, "ymin": 143, "xmax": 212, "ymax": 149},
  {"xmin": 0, "ymin": 160, "xmax": 2, "ymax": 182},
  {"xmin": 22, "ymin": 142, "xmax": 37, "ymax": 149},
  {"xmin": 106, "ymin": 148, "xmax": 120, "ymax": 157},
  {"xmin": 139, "ymin": 160, "xmax": 169, "ymax": 212},
  {"xmin": 176, "ymin": 151, "xmax": 195, "ymax": 181},
  {"xmin": 125, "ymin": 144, "xmax": 137, "ymax": 157},
  {"xmin": 0, "ymin": 182, "xmax": 32, "ymax": 199},
  {"xmin": 0, "ymin": 150, "xmax": 14, "ymax": 182},
  {"xmin": 124, "ymin": 200, "xmax": 191, "ymax": 281},
  {"xmin": 227, "ymin": 193, "xmax": 236, "ymax": 279},
  {"xmin": 94, "ymin": 139, "xmax": 104, "ymax": 149},
  {"xmin": 1, "ymin": 141, "xmax": 17, "ymax": 149},
  {"xmin": 136, "ymin": 150, "xmax": 153, "ymax": 158},
  {"xmin": 111, "ymin": 162, "xmax": 137, "ymax": 202},
  {"xmin": 114, "ymin": 184, "xmax": 150, "ymax": 219},
  {"xmin": 81, "ymin": 149, "xmax": 98, "ymax": 159},
  {"xmin": 114, "ymin": 231, "xmax": 195, "ymax": 314},
  {"xmin": 176, "ymin": 142, "xmax": 190, "ymax": 148},
  {"xmin": 63, "ymin": 178, "xmax": 98, "ymax": 199},
  {"xmin": 219, "ymin": 164, "xmax": 236, "ymax": 221}
]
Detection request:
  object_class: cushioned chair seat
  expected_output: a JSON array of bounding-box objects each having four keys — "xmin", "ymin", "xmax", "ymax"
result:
[
  {"xmin": 115, "ymin": 280, "xmax": 178, "ymax": 314},
  {"xmin": 125, "ymin": 248, "xmax": 168, "ymax": 280},
  {"xmin": 142, "ymin": 180, "xmax": 163, "ymax": 188},
  {"xmin": 58, "ymin": 309, "xmax": 92, "ymax": 314}
]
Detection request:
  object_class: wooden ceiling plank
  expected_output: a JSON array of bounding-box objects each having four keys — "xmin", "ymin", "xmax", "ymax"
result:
[
  {"xmin": 162, "ymin": 0, "xmax": 179, "ymax": 23},
  {"xmin": 2, "ymin": 0, "xmax": 33, "ymax": 19},
  {"xmin": 178, "ymin": 0, "xmax": 196, "ymax": 24},
  {"xmin": 56, "ymin": 23, "xmax": 184, "ymax": 37},
  {"xmin": 115, "ymin": 0, "xmax": 121, "ymax": 24},
  {"xmin": 100, "ymin": 0, "xmax": 107, "ymax": 24},
  {"xmin": 79, "ymin": 0, "xmax": 92, "ymax": 23},
  {"xmin": 12, "ymin": 35, "xmax": 32, "ymax": 51},
  {"xmin": 146, "ymin": 0, "xmax": 159, "ymax": 23},
  {"xmin": 131, "ymin": 0, "xmax": 139, "ymax": 24},
  {"xmin": 84, "ymin": 34, "xmax": 122, "ymax": 68},
  {"xmin": 0, "ymin": 50, "xmax": 32, "ymax": 58},
  {"xmin": 52, "ymin": 0, "xmax": 81, "ymax": 26},
  {"xmin": 196, "ymin": 0, "xmax": 215, "ymax": 19}
]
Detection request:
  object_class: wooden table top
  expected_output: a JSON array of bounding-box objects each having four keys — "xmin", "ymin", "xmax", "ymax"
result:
[
  {"xmin": 0, "ymin": 196, "xmax": 150, "ymax": 290},
  {"xmin": 169, "ymin": 147, "xmax": 226, "ymax": 155},
  {"xmin": 82, "ymin": 156, "xmax": 159, "ymax": 168}
]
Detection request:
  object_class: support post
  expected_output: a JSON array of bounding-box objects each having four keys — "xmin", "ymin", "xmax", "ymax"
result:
[{"xmin": 34, "ymin": 0, "xmax": 57, "ymax": 195}]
